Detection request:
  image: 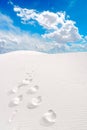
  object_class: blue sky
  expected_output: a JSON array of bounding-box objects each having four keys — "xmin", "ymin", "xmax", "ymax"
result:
[{"xmin": 0, "ymin": 0, "xmax": 87, "ymax": 53}]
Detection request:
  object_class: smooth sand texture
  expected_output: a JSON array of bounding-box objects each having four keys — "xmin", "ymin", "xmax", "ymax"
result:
[{"xmin": 0, "ymin": 51, "xmax": 87, "ymax": 130}]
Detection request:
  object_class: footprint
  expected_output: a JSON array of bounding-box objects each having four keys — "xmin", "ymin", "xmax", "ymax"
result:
[
  {"xmin": 40, "ymin": 109, "xmax": 56, "ymax": 127},
  {"xmin": 8, "ymin": 95, "xmax": 23, "ymax": 108},
  {"xmin": 8, "ymin": 87, "xmax": 18, "ymax": 95},
  {"xmin": 8, "ymin": 110, "xmax": 18, "ymax": 123},
  {"xmin": 26, "ymin": 85, "xmax": 39, "ymax": 95},
  {"xmin": 26, "ymin": 72, "xmax": 33, "ymax": 77},
  {"xmin": 22, "ymin": 79, "xmax": 30, "ymax": 85},
  {"xmin": 27, "ymin": 96, "xmax": 42, "ymax": 109},
  {"xmin": 28, "ymin": 78, "xmax": 33, "ymax": 82}
]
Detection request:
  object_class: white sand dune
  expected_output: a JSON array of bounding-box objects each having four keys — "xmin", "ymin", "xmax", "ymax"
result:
[{"xmin": 0, "ymin": 51, "xmax": 87, "ymax": 130}]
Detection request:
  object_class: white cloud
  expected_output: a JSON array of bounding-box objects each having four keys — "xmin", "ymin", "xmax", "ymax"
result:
[
  {"xmin": 42, "ymin": 20, "xmax": 81, "ymax": 43},
  {"xmin": 0, "ymin": 12, "xmax": 87, "ymax": 54},
  {"xmin": 35, "ymin": 11, "xmax": 63, "ymax": 30},
  {"xmin": 0, "ymin": 12, "xmax": 20, "ymax": 33},
  {"xmin": 13, "ymin": 6, "xmax": 82, "ymax": 44},
  {"xmin": 13, "ymin": 6, "xmax": 66, "ymax": 30},
  {"xmin": 0, "ymin": 13, "xmax": 13, "ymax": 29},
  {"xmin": 14, "ymin": 6, "xmax": 37, "ymax": 24},
  {"xmin": 68, "ymin": 43, "xmax": 87, "ymax": 52},
  {"xmin": 0, "ymin": 30, "xmax": 54, "ymax": 53},
  {"xmin": 0, "ymin": 12, "xmax": 61, "ymax": 53}
]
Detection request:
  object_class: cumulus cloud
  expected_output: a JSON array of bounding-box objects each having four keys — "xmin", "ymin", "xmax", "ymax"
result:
[
  {"xmin": 13, "ymin": 6, "xmax": 66, "ymax": 30},
  {"xmin": 0, "ymin": 11, "xmax": 87, "ymax": 54},
  {"xmin": 42, "ymin": 20, "xmax": 81, "ymax": 43},
  {"xmin": 14, "ymin": 6, "xmax": 37, "ymax": 25},
  {"xmin": 0, "ymin": 12, "xmax": 66, "ymax": 53},
  {"xmin": 13, "ymin": 6, "xmax": 82, "ymax": 44},
  {"xmin": 0, "ymin": 30, "xmax": 72, "ymax": 53},
  {"xmin": 0, "ymin": 27, "xmax": 53, "ymax": 53}
]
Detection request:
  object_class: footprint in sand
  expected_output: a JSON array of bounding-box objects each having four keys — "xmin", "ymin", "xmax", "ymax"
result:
[
  {"xmin": 26, "ymin": 85, "xmax": 39, "ymax": 95},
  {"xmin": 7, "ymin": 71, "xmax": 57, "ymax": 129},
  {"xmin": 8, "ymin": 87, "xmax": 19, "ymax": 95},
  {"xmin": 22, "ymin": 79, "xmax": 30, "ymax": 85},
  {"xmin": 8, "ymin": 109, "xmax": 18, "ymax": 123},
  {"xmin": 17, "ymin": 78, "xmax": 33, "ymax": 90},
  {"xmin": 27, "ymin": 96, "xmax": 42, "ymax": 109},
  {"xmin": 19, "ymin": 76, "xmax": 33, "ymax": 86},
  {"xmin": 8, "ymin": 95, "xmax": 23, "ymax": 108},
  {"xmin": 40, "ymin": 109, "xmax": 57, "ymax": 127}
]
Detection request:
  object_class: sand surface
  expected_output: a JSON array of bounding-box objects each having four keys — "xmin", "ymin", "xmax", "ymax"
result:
[{"xmin": 0, "ymin": 51, "xmax": 87, "ymax": 130}]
